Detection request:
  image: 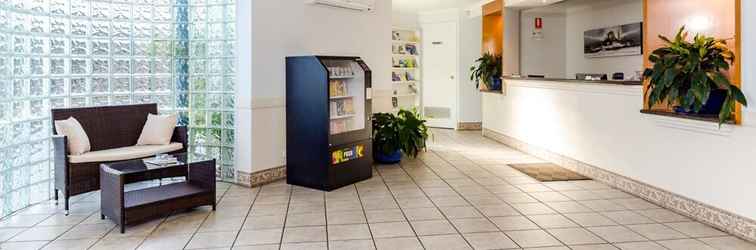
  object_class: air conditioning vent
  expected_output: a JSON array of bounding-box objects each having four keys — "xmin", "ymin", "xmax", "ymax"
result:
[{"xmin": 308, "ymin": 0, "xmax": 374, "ymax": 11}]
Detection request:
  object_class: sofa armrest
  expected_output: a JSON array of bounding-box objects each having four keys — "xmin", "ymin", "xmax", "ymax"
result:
[
  {"xmin": 99, "ymin": 165, "xmax": 124, "ymax": 222},
  {"xmin": 52, "ymin": 135, "xmax": 68, "ymax": 191},
  {"xmin": 171, "ymin": 126, "xmax": 188, "ymax": 153}
]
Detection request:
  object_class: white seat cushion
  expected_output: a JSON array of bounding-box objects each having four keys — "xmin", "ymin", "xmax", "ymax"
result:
[{"xmin": 68, "ymin": 143, "xmax": 183, "ymax": 164}]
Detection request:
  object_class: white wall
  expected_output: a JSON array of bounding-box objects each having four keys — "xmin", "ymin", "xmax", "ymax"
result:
[
  {"xmin": 459, "ymin": 12, "xmax": 483, "ymax": 122},
  {"xmin": 235, "ymin": 1, "xmax": 392, "ymax": 174},
  {"xmin": 564, "ymin": 0, "xmax": 644, "ymax": 79},
  {"xmin": 481, "ymin": 1, "xmax": 756, "ymax": 221},
  {"xmin": 518, "ymin": 0, "xmax": 643, "ymax": 79},
  {"xmin": 520, "ymin": 12, "xmax": 566, "ymax": 78}
]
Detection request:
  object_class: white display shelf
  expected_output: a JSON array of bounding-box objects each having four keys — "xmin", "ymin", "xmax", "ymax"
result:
[
  {"xmin": 330, "ymin": 75, "xmax": 355, "ymax": 79},
  {"xmin": 330, "ymin": 114, "xmax": 355, "ymax": 120},
  {"xmin": 330, "ymin": 95, "xmax": 353, "ymax": 100},
  {"xmin": 391, "ymin": 27, "xmax": 421, "ymax": 111}
]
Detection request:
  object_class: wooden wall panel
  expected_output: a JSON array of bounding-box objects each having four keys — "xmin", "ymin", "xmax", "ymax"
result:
[{"xmin": 482, "ymin": 0, "xmax": 503, "ymax": 55}]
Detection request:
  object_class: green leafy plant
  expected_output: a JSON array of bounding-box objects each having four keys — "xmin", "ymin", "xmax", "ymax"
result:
[
  {"xmin": 469, "ymin": 53, "xmax": 503, "ymax": 89},
  {"xmin": 372, "ymin": 109, "xmax": 429, "ymax": 158},
  {"xmin": 644, "ymin": 26, "xmax": 747, "ymax": 124}
]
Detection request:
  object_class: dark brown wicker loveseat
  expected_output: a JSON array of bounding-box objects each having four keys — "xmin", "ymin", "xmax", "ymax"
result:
[{"xmin": 52, "ymin": 104, "xmax": 187, "ymax": 214}]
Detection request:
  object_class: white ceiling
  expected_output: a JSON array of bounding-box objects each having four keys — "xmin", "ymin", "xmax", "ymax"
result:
[{"xmin": 392, "ymin": 0, "xmax": 565, "ymax": 13}]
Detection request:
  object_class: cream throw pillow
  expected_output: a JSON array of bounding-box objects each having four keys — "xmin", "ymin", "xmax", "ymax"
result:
[
  {"xmin": 137, "ymin": 113, "xmax": 177, "ymax": 145},
  {"xmin": 54, "ymin": 117, "xmax": 91, "ymax": 155}
]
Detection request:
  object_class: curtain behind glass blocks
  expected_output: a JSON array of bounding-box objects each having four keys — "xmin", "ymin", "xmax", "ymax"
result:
[{"xmin": 0, "ymin": 0, "xmax": 236, "ymax": 218}]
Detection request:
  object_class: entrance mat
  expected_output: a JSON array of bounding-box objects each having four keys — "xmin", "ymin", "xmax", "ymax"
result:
[{"xmin": 509, "ymin": 163, "xmax": 591, "ymax": 182}]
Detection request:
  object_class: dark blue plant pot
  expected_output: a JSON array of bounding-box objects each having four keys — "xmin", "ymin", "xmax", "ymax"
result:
[
  {"xmin": 674, "ymin": 89, "xmax": 727, "ymax": 115},
  {"xmin": 374, "ymin": 150, "xmax": 402, "ymax": 164},
  {"xmin": 489, "ymin": 77, "xmax": 503, "ymax": 90}
]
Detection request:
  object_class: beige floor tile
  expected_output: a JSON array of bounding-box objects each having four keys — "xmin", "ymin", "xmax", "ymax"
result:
[
  {"xmin": 601, "ymin": 211, "xmax": 654, "ymax": 225},
  {"xmin": 90, "ymin": 236, "xmax": 146, "ymax": 250},
  {"xmin": 232, "ymin": 244, "xmax": 279, "ymax": 250},
  {"xmin": 362, "ymin": 198, "xmax": 400, "ymax": 210},
  {"xmin": 329, "ymin": 239, "xmax": 376, "ymax": 250},
  {"xmin": 613, "ymin": 241, "xmax": 666, "ymax": 250},
  {"xmin": 0, "ymin": 228, "xmax": 25, "ymax": 241},
  {"xmin": 463, "ymin": 232, "xmax": 519, "ymax": 249},
  {"xmin": 547, "ymin": 227, "xmax": 606, "ymax": 245},
  {"xmin": 419, "ymin": 234, "xmax": 472, "ymax": 250},
  {"xmin": 612, "ymin": 199, "xmax": 659, "ymax": 210},
  {"xmin": 560, "ymin": 190, "xmax": 602, "ymax": 201},
  {"xmin": 284, "ymin": 212, "xmax": 325, "ymax": 227},
  {"xmin": 242, "ymin": 214, "xmax": 285, "ymax": 230},
  {"xmin": 511, "ymin": 203, "xmax": 557, "ymax": 215},
  {"xmin": 430, "ymin": 195, "xmax": 470, "ymax": 207},
  {"xmin": 369, "ymin": 221, "xmax": 415, "ymax": 238},
  {"xmin": 396, "ymin": 197, "xmax": 436, "ymax": 209},
  {"xmin": 587, "ymin": 225, "xmax": 648, "ymax": 243},
  {"xmin": 564, "ymin": 213, "xmax": 618, "ymax": 227},
  {"xmin": 402, "ymin": 207, "xmax": 445, "ymax": 221},
  {"xmin": 528, "ymin": 214, "xmax": 578, "ymax": 229},
  {"xmin": 439, "ymin": 206, "xmax": 483, "ymax": 219},
  {"xmin": 505, "ymin": 230, "xmax": 562, "ymax": 248},
  {"xmin": 327, "ymin": 224, "xmax": 371, "ymax": 241},
  {"xmin": 38, "ymin": 214, "xmax": 89, "ymax": 226},
  {"xmin": 449, "ymin": 218, "xmax": 499, "ymax": 233},
  {"xmin": 635, "ymin": 209, "xmax": 690, "ymax": 223},
  {"xmin": 475, "ymin": 204, "xmax": 521, "ymax": 217},
  {"xmin": 9, "ymin": 225, "xmax": 72, "ymax": 241},
  {"xmin": 626, "ymin": 224, "xmax": 687, "ymax": 240},
  {"xmin": 59, "ymin": 223, "xmax": 114, "ymax": 240},
  {"xmin": 664, "ymin": 222, "xmax": 727, "ymax": 238},
  {"xmin": 569, "ymin": 244, "xmax": 620, "ymax": 250},
  {"xmin": 365, "ymin": 209, "xmax": 406, "ymax": 223},
  {"xmin": 280, "ymin": 241, "xmax": 327, "ymax": 250},
  {"xmin": 579, "ymin": 200, "xmax": 626, "ymax": 212},
  {"xmin": 697, "ymin": 236, "xmax": 756, "ymax": 250},
  {"xmin": 42, "ymin": 238, "xmax": 99, "ymax": 250},
  {"xmin": 185, "ymin": 231, "xmax": 237, "ymax": 249},
  {"xmin": 409, "ymin": 220, "xmax": 457, "ymax": 236},
  {"xmin": 0, "ymin": 241, "xmax": 50, "ymax": 250},
  {"xmin": 234, "ymin": 228, "xmax": 283, "ymax": 246},
  {"xmin": 374, "ymin": 237, "xmax": 423, "ymax": 250},
  {"xmin": 137, "ymin": 234, "xmax": 193, "ymax": 250},
  {"xmin": 496, "ymin": 193, "xmax": 539, "ymax": 203},
  {"xmin": 281, "ymin": 226, "xmax": 326, "ymax": 243},
  {"xmin": 530, "ymin": 192, "xmax": 572, "ymax": 202},
  {"xmin": 656, "ymin": 238, "xmax": 716, "ymax": 250},
  {"xmin": 327, "ymin": 210, "xmax": 368, "ymax": 225},
  {"xmin": 545, "ymin": 201, "xmax": 593, "ymax": 214},
  {"xmin": 491, "ymin": 215, "xmax": 540, "ymax": 231},
  {"xmin": 0, "ymin": 214, "xmax": 51, "ymax": 228},
  {"xmin": 199, "ymin": 216, "xmax": 245, "ymax": 232}
]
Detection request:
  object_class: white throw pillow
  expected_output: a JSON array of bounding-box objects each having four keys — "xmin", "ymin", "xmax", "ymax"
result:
[
  {"xmin": 137, "ymin": 113, "xmax": 177, "ymax": 145},
  {"xmin": 54, "ymin": 117, "xmax": 91, "ymax": 155}
]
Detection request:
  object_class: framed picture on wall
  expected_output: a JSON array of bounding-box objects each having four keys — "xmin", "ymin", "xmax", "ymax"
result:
[{"xmin": 584, "ymin": 22, "xmax": 643, "ymax": 58}]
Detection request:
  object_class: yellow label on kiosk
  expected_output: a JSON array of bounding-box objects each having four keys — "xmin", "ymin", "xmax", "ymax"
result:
[{"xmin": 332, "ymin": 145, "xmax": 365, "ymax": 165}]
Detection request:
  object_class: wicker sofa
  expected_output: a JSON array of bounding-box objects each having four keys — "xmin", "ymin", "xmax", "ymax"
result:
[{"xmin": 52, "ymin": 104, "xmax": 187, "ymax": 214}]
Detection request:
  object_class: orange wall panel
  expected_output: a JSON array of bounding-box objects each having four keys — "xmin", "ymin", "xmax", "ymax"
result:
[{"xmin": 482, "ymin": 0, "xmax": 503, "ymax": 55}]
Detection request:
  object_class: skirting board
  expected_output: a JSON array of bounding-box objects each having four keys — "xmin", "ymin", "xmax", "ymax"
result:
[
  {"xmin": 235, "ymin": 166, "xmax": 286, "ymax": 187},
  {"xmin": 482, "ymin": 128, "xmax": 756, "ymax": 243},
  {"xmin": 457, "ymin": 122, "xmax": 482, "ymax": 131}
]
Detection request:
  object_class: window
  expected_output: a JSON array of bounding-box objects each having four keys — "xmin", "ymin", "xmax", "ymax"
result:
[{"xmin": 0, "ymin": 0, "xmax": 236, "ymax": 218}]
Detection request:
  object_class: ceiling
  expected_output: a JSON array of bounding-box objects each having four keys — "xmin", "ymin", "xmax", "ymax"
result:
[{"xmin": 392, "ymin": 0, "xmax": 565, "ymax": 13}]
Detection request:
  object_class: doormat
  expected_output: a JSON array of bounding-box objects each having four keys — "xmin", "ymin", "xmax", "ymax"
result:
[{"xmin": 509, "ymin": 163, "xmax": 591, "ymax": 182}]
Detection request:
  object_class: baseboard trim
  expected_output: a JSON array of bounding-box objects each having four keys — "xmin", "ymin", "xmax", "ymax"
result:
[
  {"xmin": 235, "ymin": 166, "xmax": 286, "ymax": 187},
  {"xmin": 482, "ymin": 128, "xmax": 756, "ymax": 243},
  {"xmin": 457, "ymin": 122, "xmax": 482, "ymax": 131}
]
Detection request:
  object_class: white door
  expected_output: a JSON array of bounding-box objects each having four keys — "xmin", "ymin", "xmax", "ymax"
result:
[{"xmin": 421, "ymin": 21, "xmax": 458, "ymax": 129}]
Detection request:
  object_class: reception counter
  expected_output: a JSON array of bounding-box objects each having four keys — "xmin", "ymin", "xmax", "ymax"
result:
[{"xmin": 481, "ymin": 78, "xmax": 756, "ymax": 240}]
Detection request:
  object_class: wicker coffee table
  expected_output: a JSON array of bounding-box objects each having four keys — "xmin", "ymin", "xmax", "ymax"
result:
[{"xmin": 99, "ymin": 154, "xmax": 216, "ymax": 233}]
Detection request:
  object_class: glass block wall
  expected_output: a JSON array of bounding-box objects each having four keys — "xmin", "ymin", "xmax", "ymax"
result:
[{"xmin": 0, "ymin": 0, "xmax": 236, "ymax": 218}]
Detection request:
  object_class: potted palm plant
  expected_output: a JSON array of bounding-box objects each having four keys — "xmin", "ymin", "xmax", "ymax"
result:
[
  {"xmin": 372, "ymin": 109, "xmax": 429, "ymax": 164},
  {"xmin": 644, "ymin": 26, "xmax": 747, "ymax": 124},
  {"xmin": 470, "ymin": 53, "xmax": 503, "ymax": 91}
]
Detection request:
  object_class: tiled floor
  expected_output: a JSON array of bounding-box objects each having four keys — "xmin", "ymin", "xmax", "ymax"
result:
[{"xmin": 1, "ymin": 129, "xmax": 755, "ymax": 250}]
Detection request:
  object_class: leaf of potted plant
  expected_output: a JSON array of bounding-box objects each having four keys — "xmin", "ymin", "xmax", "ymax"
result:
[
  {"xmin": 643, "ymin": 26, "xmax": 747, "ymax": 124},
  {"xmin": 470, "ymin": 53, "xmax": 503, "ymax": 91},
  {"xmin": 372, "ymin": 109, "xmax": 429, "ymax": 164}
]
